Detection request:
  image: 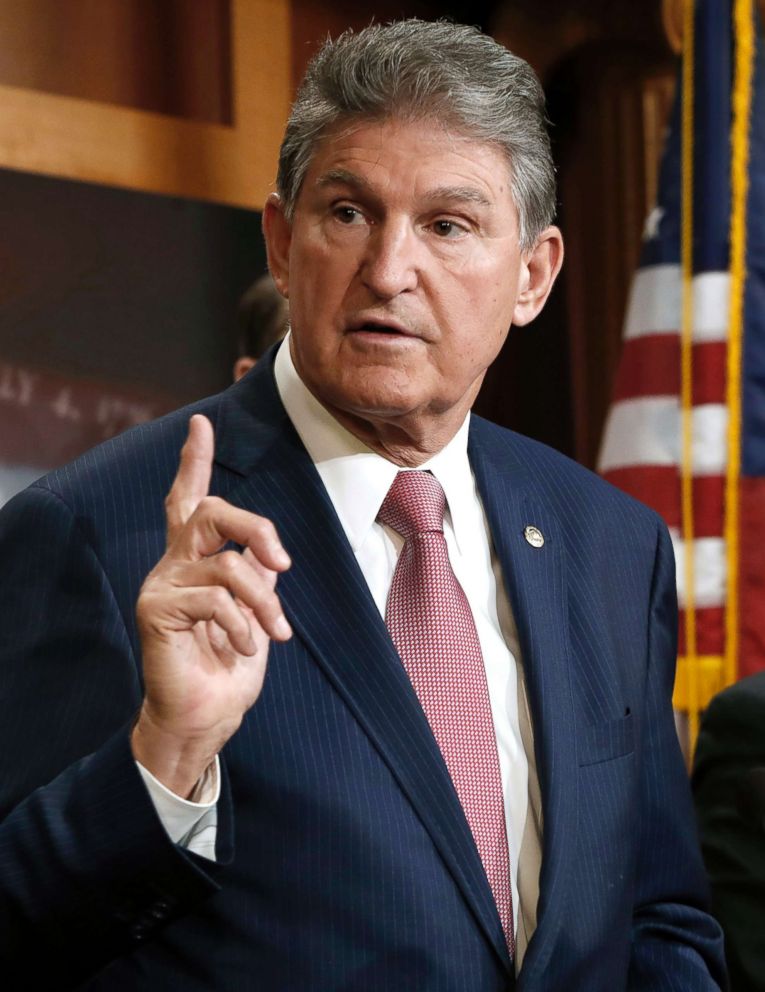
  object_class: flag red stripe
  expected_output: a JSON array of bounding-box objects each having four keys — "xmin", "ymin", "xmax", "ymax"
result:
[
  {"xmin": 603, "ymin": 465, "xmax": 680, "ymax": 525},
  {"xmin": 692, "ymin": 341, "xmax": 728, "ymax": 405},
  {"xmin": 611, "ymin": 337, "xmax": 727, "ymax": 405},
  {"xmin": 689, "ymin": 475, "xmax": 725, "ymax": 539},
  {"xmin": 602, "ymin": 467, "xmax": 723, "ymax": 537},
  {"xmin": 678, "ymin": 606, "xmax": 724, "ymax": 657},
  {"xmin": 611, "ymin": 335, "xmax": 679, "ymax": 400}
]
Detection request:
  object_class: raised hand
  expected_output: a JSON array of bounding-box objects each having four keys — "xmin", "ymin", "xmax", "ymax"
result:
[{"xmin": 131, "ymin": 414, "xmax": 292, "ymax": 797}]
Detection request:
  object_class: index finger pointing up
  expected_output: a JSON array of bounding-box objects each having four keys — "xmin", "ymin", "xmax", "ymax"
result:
[{"xmin": 165, "ymin": 414, "xmax": 215, "ymax": 547}]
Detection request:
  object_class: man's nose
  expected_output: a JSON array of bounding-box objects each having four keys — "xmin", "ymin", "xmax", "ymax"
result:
[{"xmin": 360, "ymin": 222, "xmax": 420, "ymax": 299}]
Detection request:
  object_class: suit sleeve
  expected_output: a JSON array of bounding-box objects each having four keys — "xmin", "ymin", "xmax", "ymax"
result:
[
  {"xmin": 627, "ymin": 521, "xmax": 727, "ymax": 991},
  {"xmin": 693, "ymin": 679, "xmax": 765, "ymax": 991},
  {"xmin": 0, "ymin": 484, "xmax": 228, "ymax": 990}
]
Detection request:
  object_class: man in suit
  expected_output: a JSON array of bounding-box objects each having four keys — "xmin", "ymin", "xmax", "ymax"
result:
[
  {"xmin": 0, "ymin": 19, "xmax": 725, "ymax": 991},
  {"xmin": 693, "ymin": 673, "xmax": 765, "ymax": 990},
  {"xmin": 233, "ymin": 272, "xmax": 289, "ymax": 381}
]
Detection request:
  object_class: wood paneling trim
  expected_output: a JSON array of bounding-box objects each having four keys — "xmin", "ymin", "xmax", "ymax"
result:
[{"xmin": 0, "ymin": 0, "xmax": 290, "ymax": 210}]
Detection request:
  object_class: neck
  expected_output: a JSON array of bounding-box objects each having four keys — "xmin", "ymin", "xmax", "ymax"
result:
[
  {"xmin": 277, "ymin": 339, "xmax": 479, "ymax": 467},
  {"xmin": 317, "ymin": 399, "xmax": 473, "ymax": 467}
]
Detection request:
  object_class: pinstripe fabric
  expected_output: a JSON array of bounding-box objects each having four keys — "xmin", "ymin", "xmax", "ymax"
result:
[
  {"xmin": 469, "ymin": 420, "xmax": 724, "ymax": 990},
  {"xmin": 0, "ymin": 350, "xmax": 724, "ymax": 989}
]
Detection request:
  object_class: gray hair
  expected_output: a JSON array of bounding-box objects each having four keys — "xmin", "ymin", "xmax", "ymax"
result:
[{"xmin": 276, "ymin": 19, "xmax": 556, "ymax": 250}]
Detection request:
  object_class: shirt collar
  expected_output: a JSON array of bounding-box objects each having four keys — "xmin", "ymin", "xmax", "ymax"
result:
[{"xmin": 273, "ymin": 334, "xmax": 475, "ymax": 555}]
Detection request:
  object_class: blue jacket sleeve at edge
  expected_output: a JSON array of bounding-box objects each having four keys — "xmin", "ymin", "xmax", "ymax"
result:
[
  {"xmin": 0, "ymin": 485, "xmax": 228, "ymax": 989},
  {"xmin": 627, "ymin": 521, "xmax": 727, "ymax": 991}
]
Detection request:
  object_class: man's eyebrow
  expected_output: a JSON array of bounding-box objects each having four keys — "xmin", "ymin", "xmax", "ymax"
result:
[
  {"xmin": 314, "ymin": 172, "xmax": 492, "ymax": 209},
  {"xmin": 422, "ymin": 186, "xmax": 492, "ymax": 208},
  {"xmin": 315, "ymin": 169, "xmax": 371, "ymax": 192}
]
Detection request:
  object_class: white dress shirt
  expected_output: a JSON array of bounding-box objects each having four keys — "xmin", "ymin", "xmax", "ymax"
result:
[{"xmin": 140, "ymin": 335, "xmax": 532, "ymax": 929}]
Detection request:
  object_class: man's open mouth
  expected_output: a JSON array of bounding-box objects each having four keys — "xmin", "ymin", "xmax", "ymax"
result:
[{"xmin": 348, "ymin": 318, "xmax": 412, "ymax": 337}]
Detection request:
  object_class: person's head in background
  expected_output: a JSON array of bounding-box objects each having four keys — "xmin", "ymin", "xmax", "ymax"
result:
[{"xmin": 234, "ymin": 272, "xmax": 290, "ymax": 381}]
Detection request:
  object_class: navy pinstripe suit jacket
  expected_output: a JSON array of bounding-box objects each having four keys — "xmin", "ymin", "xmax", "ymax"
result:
[{"xmin": 0, "ymin": 353, "xmax": 725, "ymax": 990}]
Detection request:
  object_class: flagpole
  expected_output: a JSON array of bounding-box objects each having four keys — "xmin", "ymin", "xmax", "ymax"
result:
[
  {"xmin": 681, "ymin": 0, "xmax": 701, "ymax": 749},
  {"xmin": 724, "ymin": 0, "xmax": 755, "ymax": 691}
]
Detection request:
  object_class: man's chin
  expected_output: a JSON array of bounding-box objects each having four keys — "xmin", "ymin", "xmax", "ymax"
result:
[
  {"xmin": 312, "ymin": 372, "xmax": 424, "ymax": 419},
  {"xmin": 329, "ymin": 394, "xmax": 421, "ymax": 426}
]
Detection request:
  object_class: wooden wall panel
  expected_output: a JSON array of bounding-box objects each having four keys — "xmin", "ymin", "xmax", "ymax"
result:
[
  {"xmin": 0, "ymin": 0, "xmax": 290, "ymax": 210},
  {"xmin": 289, "ymin": 0, "xmax": 437, "ymax": 91},
  {"xmin": 0, "ymin": 0, "xmax": 232, "ymax": 124},
  {"xmin": 492, "ymin": 0, "xmax": 674, "ymax": 464},
  {"xmin": 550, "ymin": 51, "xmax": 674, "ymax": 466}
]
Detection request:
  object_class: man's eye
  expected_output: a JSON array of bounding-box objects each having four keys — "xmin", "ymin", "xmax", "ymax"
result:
[
  {"xmin": 432, "ymin": 219, "xmax": 465, "ymax": 238},
  {"xmin": 334, "ymin": 206, "xmax": 365, "ymax": 224}
]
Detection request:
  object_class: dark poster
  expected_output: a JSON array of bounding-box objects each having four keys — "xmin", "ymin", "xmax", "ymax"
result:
[{"xmin": 0, "ymin": 166, "xmax": 266, "ymax": 501}]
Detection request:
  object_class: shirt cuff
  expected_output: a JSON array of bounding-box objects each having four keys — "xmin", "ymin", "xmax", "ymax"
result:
[{"xmin": 136, "ymin": 757, "xmax": 220, "ymax": 861}]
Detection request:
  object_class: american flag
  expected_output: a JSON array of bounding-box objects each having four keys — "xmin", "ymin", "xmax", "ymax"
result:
[{"xmin": 597, "ymin": 0, "xmax": 765, "ymax": 737}]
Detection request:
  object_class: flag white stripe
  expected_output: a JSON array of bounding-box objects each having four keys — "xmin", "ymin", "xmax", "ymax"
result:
[
  {"xmin": 624, "ymin": 266, "xmax": 729, "ymax": 343},
  {"xmin": 598, "ymin": 398, "xmax": 728, "ymax": 473},
  {"xmin": 668, "ymin": 530, "xmax": 726, "ymax": 609},
  {"xmin": 691, "ymin": 272, "xmax": 731, "ymax": 341},
  {"xmin": 624, "ymin": 265, "xmax": 681, "ymax": 339}
]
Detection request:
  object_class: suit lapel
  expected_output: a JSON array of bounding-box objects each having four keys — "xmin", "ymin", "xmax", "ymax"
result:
[
  {"xmin": 469, "ymin": 418, "xmax": 578, "ymax": 984},
  {"xmin": 213, "ymin": 363, "xmax": 511, "ymax": 973}
]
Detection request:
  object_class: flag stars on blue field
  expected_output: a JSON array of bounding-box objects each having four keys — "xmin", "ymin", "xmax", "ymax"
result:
[{"xmin": 643, "ymin": 205, "xmax": 665, "ymax": 242}]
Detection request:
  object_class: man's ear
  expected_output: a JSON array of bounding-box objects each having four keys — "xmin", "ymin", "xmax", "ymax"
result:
[
  {"xmin": 262, "ymin": 193, "xmax": 292, "ymax": 299},
  {"xmin": 512, "ymin": 226, "xmax": 564, "ymax": 327},
  {"xmin": 233, "ymin": 356, "xmax": 256, "ymax": 382}
]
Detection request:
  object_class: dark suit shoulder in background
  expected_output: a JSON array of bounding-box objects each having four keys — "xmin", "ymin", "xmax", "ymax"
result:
[{"xmin": 693, "ymin": 673, "xmax": 765, "ymax": 991}]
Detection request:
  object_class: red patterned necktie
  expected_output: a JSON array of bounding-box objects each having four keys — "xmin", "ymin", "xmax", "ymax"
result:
[{"xmin": 378, "ymin": 470, "xmax": 514, "ymax": 953}]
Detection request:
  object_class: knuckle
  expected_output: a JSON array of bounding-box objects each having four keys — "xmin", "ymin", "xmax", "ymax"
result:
[
  {"xmin": 217, "ymin": 550, "xmax": 242, "ymax": 577},
  {"xmin": 136, "ymin": 587, "xmax": 160, "ymax": 626},
  {"xmin": 252, "ymin": 516, "xmax": 277, "ymax": 544},
  {"xmin": 164, "ymin": 492, "xmax": 185, "ymax": 519},
  {"xmin": 251, "ymin": 586, "xmax": 280, "ymax": 617},
  {"xmin": 198, "ymin": 495, "xmax": 224, "ymax": 516},
  {"xmin": 138, "ymin": 569, "xmax": 163, "ymax": 596},
  {"xmin": 209, "ymin": 586, "xmax": 233, "ymax": 612},
  {"xmin": 192, "ymin": 496, "xmax": 227, "ymax": 537}
]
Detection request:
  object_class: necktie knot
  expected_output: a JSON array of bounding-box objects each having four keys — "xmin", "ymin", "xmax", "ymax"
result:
[{"xmin": 378, "ymin": 470, "xmax": 446, "ymax": 541}]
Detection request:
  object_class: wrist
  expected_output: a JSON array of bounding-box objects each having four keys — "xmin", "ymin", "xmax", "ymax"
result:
[{"xmin": 131, "ymin": 708, "xmax": 228, "ymax": 799}]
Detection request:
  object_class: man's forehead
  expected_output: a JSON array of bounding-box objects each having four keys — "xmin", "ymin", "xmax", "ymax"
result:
[
  {"xmin": 312, "ymin": 113, "xmax": 504, "ymax": 159},
  {"xmin": 298, "ymin": 115, "xmax": 512, "ymax": 204}
]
